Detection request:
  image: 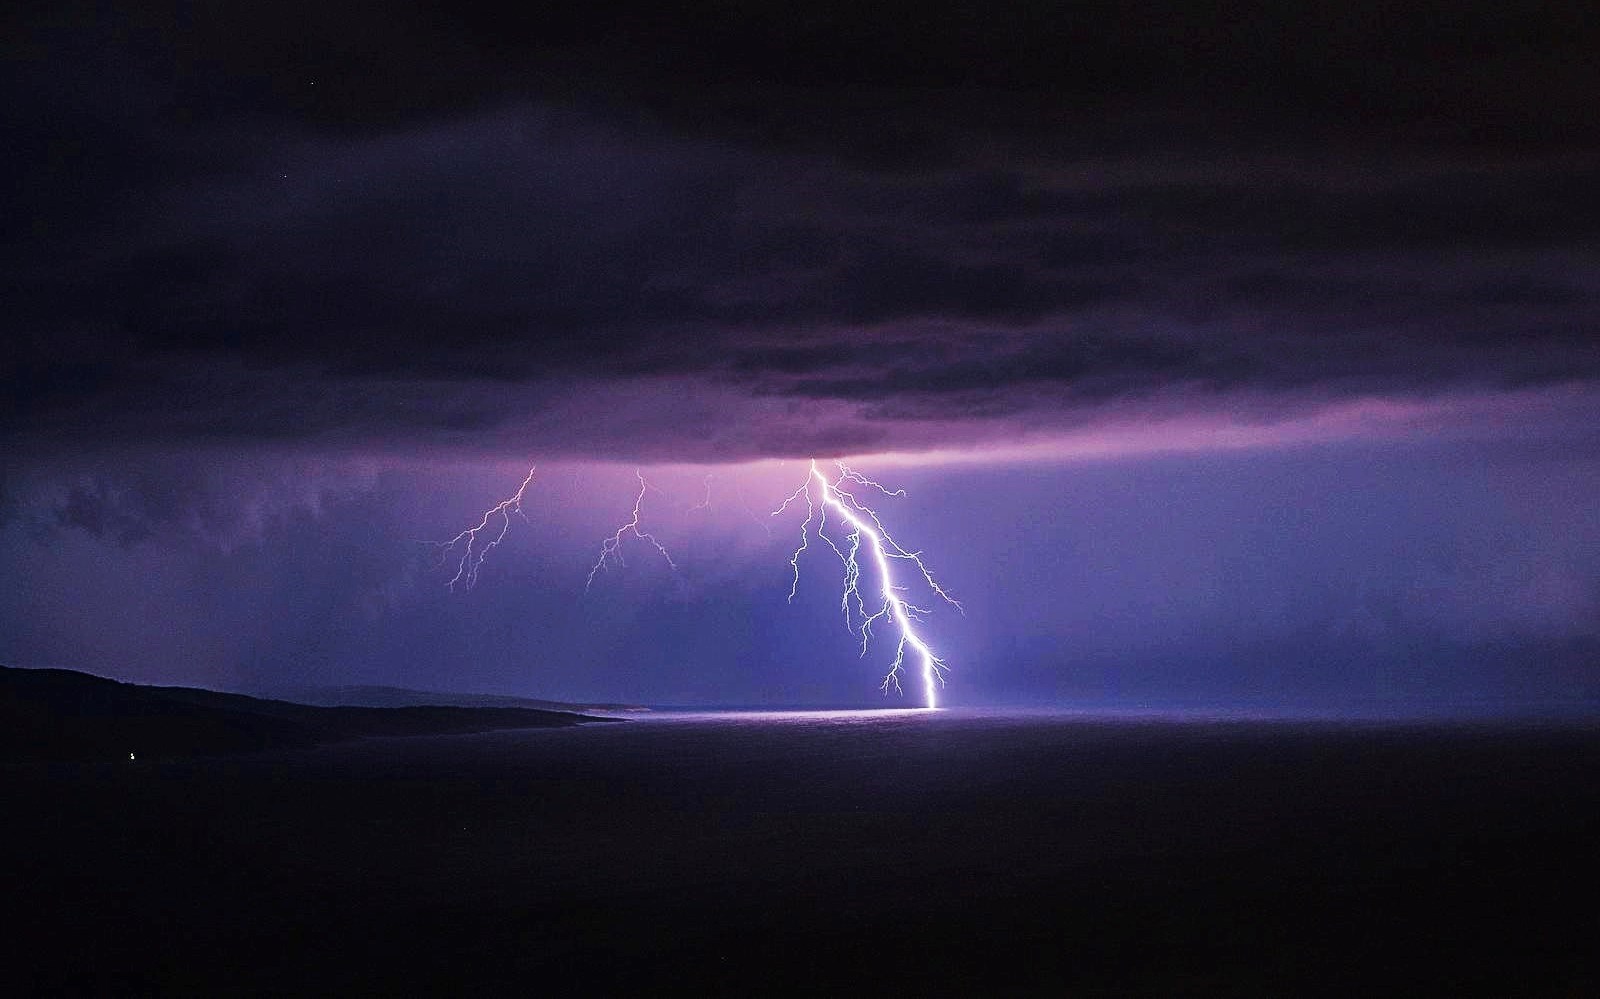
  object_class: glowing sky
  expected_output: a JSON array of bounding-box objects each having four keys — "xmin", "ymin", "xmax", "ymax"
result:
[{"xmin": 3, "ymin": 1, "xmax": 1598, "ymax": 706}]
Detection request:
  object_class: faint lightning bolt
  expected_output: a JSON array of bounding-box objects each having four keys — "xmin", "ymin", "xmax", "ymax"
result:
[
  {"xmin": 772, "ymin": 460, "xmax": 960, "ymax": 708},
  {"xmin": 435, "ymin": 466, "xmax": 537, "ymax": 591},
  {"xmin": 771, "ymin": 477, "xmax": 816, "ymax": 602},
  {"xmin": 585, "ymin": 469, "xmax": 678, "ymax": 591},
  {"xmin": 687, "ymin": 473, "xmax": 714, "ymax": 513},
  {"xmin": 735, "ymin": 482, "xmax": 775, "ymax": 538}
]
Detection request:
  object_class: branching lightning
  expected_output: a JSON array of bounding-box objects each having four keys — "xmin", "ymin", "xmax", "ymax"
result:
[
  {"xmin": 770, "ymin": 460, "xmax": 960, "ymax": 708},
  {"xmin": 585, "ymin": 469, "xmax": 677, "ymax": 591},
  {"xmin": 435, "ymin": 466, "xmax": 537, "ymax": 591},
  {"xmin": 440, "ymin": 459, "xmax": 958, "ymax": 707}
]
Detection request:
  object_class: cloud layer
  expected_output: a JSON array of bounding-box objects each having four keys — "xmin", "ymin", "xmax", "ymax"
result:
[{"xmin": 5, "ymin": 2, "xmax": 1599, "ymax": 463}]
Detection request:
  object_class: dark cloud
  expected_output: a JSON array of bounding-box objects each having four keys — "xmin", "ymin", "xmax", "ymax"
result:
[
  {"xmin": 764, "ymin": 333, "xmax": 1245, "ymax": 405},
  {"xmin": 69, "ymin": 0, "xmax": 1588, "ymax": 154},
  {"xmin": 5, "ymin": 2, "xmax": 1600, "ymax": 463}
]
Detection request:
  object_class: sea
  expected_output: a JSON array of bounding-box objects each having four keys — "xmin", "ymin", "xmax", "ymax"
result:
[{"xmin": 5, "ymin": 707, "xmax": 1598, "ymax": 994}]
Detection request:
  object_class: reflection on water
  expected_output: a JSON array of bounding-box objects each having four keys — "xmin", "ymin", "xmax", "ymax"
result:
[{"xmin": 613, "ymin": 701, "xmax": 1600, "ymax": 727}]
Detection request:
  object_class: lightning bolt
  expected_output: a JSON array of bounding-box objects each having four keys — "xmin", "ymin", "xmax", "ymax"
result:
[
  {"xmin": 434, "ymin": 466, "xmax": 537, "ymax": 591},
  {"xmin": 687, "ymin": 473, "xmax": 714, "ymax": 513},
  {"xmin": 439, "ymin": 460, "xmax": 958, "ymax": 707},
  {"xmin": 585, "ymin": 469, "xmax": 678, "ymax": 591},
  {"xmin": 772, "ymin": 460, "xmax": 959, "ymax": 709}
]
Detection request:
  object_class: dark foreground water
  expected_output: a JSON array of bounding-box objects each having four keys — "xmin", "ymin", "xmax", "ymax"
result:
[{"xmin": 4, "ymin": 708, "xmax": 1598, "ymax": 995}]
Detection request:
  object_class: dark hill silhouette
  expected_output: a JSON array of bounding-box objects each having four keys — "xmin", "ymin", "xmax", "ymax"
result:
[
  {"xmin": 0, "ymin": 665, "xmax": 612, "ymax": 762},
  {"xmin": 250, "ymin": 683, "xmax": 649, "ymax": 713}
]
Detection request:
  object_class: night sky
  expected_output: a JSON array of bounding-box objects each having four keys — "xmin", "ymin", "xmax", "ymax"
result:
[{"xmin": 4, "ymin": 1, "xmax": 1598, "ymax": 707}]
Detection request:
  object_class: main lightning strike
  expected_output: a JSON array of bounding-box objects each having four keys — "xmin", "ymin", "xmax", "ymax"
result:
[{"xmin": 772, "ymin": 461, "xmax": 960, "ymax": 708}]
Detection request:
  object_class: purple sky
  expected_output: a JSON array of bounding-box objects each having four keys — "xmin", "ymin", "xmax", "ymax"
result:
[{"xmin": 4, "ymin": 1, "xmax": 1598, "ymax": 706}]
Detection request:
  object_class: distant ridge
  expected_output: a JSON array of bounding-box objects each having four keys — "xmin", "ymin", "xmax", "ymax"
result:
[
  {"xmin": 0, "ymin": 665, "xmax": 615, "ymax": 763},
  {"xmin": 254, "ymin": 683, "xmax": 650, "ymax": 714}
]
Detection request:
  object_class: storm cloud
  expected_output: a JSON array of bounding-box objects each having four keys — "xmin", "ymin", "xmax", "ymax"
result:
[{"xmin": 6, "ymin": 1, "xmax": 1599, "ymax": 463}]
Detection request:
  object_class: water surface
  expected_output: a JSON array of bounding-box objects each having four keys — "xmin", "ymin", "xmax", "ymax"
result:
[{"xmin": 5, "ymin": 709, "xmax": 1597, "ymax": 993}]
